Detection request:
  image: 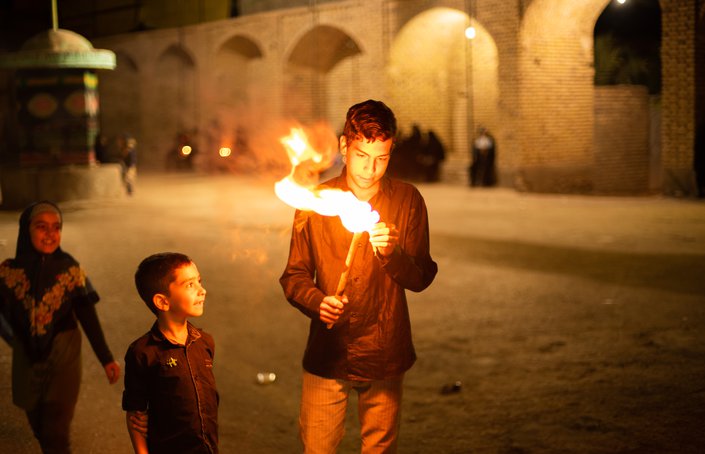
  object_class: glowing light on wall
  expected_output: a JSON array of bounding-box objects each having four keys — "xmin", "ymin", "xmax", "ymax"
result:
[
  {"xmin": 181, "ymin": 145, "xmax": 192, "ymax": 156},
  {"xmin": 219, "ymin": 147, "xmax": 231, "ymax": 157},
  {"xmin": 616, "ymin": 0, "xmax": 626, "ymax": 4},
  {"xmin": 465, "ymin": 26, "xmax": 476, "ymax": 40}
]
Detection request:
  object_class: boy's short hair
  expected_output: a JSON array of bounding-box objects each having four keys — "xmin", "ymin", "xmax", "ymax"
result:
[
  {"xmin": 342, "ymin": 99, "xmax": 397, "ymax": 147},
  {"xmin": 135, "ymin": 252, "xmax": 193, "ymax": 315}
]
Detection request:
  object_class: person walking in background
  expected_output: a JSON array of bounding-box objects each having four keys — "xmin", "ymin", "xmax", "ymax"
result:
[
  {"xmin": 123, "ymin": 252, "xmax": 218, "ymax": 454},
  {"xmin": 0, "ymin": 201, "xmax": 120, "ymax": 453},
  {"xmin": 280, "ymin": 100, "xmax": 438, "ymax": 453},
  {"xmin": 118, "ymin": 133, "xmax": 138, "ymax": 195},
  {"xmin": 470, "ymin": 126, "xmax": 497, "ymax": 187}
]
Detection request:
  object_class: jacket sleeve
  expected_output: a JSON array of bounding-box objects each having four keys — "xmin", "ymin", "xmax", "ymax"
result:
[
  {"xmin": 279, "ymin": 210, "xmax": 326, "ymax": 319},
  {"xmin": 378, "ymin": 188, "xmax": 438, "ymax": 292},
  {"xmin": 122, "ymin": 343, "xmax": 149, "ymax": 412},
  {"xmin": 74, "ymin": 298, "xmax": 115, "ymax": 365}
]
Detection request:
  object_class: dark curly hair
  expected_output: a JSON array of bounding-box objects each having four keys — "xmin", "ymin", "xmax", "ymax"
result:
[
  {"xmin": 135, "ymin": 252, "xmax": 193, "ymax": 315},
  {"xmin": 342, "ymin": 99, "xmax": 397, "ymax": 147}
]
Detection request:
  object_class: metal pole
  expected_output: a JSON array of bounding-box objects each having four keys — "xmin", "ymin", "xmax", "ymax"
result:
[{"xmin": 51, "ymin": 0, "xmax": 58, "ymax": 30}]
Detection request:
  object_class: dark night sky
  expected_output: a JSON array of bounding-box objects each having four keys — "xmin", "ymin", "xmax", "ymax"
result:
[{"xmin": 594, "ymin": 0, "xmax": 662, "ymax": 55}]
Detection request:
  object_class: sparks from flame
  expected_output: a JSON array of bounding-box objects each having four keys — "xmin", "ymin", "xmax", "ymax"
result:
[{"xmin": 275, "ymin": 127, "xmax": 379, "ymax": 233}]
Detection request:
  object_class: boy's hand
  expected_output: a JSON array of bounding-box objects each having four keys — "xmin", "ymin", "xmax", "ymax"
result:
[
  {"xmin": 369, "ymin": 222, "xmax": 399, "ymax": 257},
  {"xmin": 126, "ymin": 411, "xmax": 149, "ymax": 453},
  {"xmin": 129, "ymin": 411, "xmax": 149, "ymax": 436},
  {"xmin": 104, "ymin": 361, "xmax": 121, "ymax": 384},
  {"xmin": 320, "ymin": 295, "xmax": 347, "ymax": 326}
]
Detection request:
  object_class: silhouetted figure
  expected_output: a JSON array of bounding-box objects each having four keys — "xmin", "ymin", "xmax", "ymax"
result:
[
  {"xmin": 389, "ymin": 124, "xmax": 425, "ymax": 180},
  {"xmin": 118, "ymin": 133, "xmax": 138, "ymax": 195},
  {"xmin": 94, "ymin": 133, "xmax": 109, "ymax": 163},
  {"xmin": 420, "ymin": 130, "xmax": 445, "ymax": 182},
  {"xmin": 695, "ymin": 119, "xmax": 705, "ymax": 198},
  {"xmin": 470, "ymin": 126, "xmax": 496, "ymax": 187}
]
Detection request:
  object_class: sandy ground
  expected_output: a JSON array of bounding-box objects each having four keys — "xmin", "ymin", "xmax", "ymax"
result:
[{"xmin": 0, "ymin": 173, "xmax": 704, "ymax": 453}]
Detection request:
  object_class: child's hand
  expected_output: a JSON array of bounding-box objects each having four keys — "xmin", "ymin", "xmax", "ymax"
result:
[
  {"xmin": 369, "ymin": 222, "xmax": 399, "ymax": 257},
  {"xmin": 320, "ymin": 295, "xmax": 348, "ymax": 326},
  {"xmin": 129, "ymin": 411, "xmax": 149, "ymax": 436},
  {"xmin": 104, "ymin": 361, "xmax": 121, "ymax": 384}
]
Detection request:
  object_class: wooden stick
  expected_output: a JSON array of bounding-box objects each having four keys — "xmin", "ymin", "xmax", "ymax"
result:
[{"xmin": 327, "ymin": 231, "xmax": 363, "ymax": 329}]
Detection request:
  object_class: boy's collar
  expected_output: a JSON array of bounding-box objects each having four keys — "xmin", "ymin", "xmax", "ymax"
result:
[{"xmin": 150, "ymin": 321, "xmax": 201, "ymax": 345}]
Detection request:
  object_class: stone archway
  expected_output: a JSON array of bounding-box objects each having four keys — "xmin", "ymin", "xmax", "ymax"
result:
[
  {"xmin": 206, "ymin": 35, "xmax": 264, "ymax": 172},
  {"xmin": 98, "ymin": 51, "xmax": 141, "ymax": 156},
  {"xmin": 387, "ymin": 7, "xmax": 498, "ymax": 183},
  {"xmin": 214, "ymin": 35, "xmax": 263, "ymax": 109},
  {"xmin": 154, "ymin": 44, "xmax": 197, "ymax": 168},
  {"xmin": 283, "ymin": 24, "xmax": 362, "ymax": 127},
  {"xmin": 518, "ymin": 0, "xmax": 611, "ymax": 192}
]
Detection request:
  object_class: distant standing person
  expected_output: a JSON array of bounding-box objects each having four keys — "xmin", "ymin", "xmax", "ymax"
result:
[
  {"xmin": 0, "ymin": 201, "xmax": 121, "ymax": 452},
  {"xmin": 423, "ymin": 130, "xmax": 446, "ymax": 182},
  {"xmin": 94, "ymin": 133, "xmax": 110, "ymax": 163},
  {"xmin": 280, "ymin": 100, "xmax": 438, "ymax": 453},
  {"xmin": 695, "ymin": 119, "xmax": 705, "ymax": 198},
  {"xmin": 118, "ymin": 133, "xmax": 138, "ymax": 195},
  {"xmin": 470, "ymin": 126, "xmax": 496, "ymax": 187}
]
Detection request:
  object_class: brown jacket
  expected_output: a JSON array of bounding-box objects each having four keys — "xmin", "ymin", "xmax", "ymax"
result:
[{"xmin": 280, "ymin": 170, "xmax": 438, "ymax": 380}]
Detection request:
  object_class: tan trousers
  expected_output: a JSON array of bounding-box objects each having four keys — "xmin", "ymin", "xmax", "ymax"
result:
[{"xmin": 299, "ymin": 371, "xmax": 404, "ymax": 454}]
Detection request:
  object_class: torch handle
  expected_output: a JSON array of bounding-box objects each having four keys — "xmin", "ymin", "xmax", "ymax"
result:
[{"xmin": 328, "ymin": 232, "xmax": 363, "ymax": 328}]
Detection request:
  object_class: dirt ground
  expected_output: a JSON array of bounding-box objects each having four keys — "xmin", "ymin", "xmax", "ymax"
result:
[{"xmin": 0, "ymin": 173, "xmax": 703, "ymax": 453}]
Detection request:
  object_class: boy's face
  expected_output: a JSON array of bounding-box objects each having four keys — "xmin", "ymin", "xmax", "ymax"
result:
[
  {"xmin": 341, "ymin": 136, "xmax": 392, "ymax": 198},
  {"xmin": 29, "ymin": 212, "xmax": 62, "ymax": 255},
  {"xmin": 164, "ymin": 262, "xmax": 206, "ymax": 318}
]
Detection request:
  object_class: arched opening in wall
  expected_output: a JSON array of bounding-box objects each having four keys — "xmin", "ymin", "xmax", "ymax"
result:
[
  {"xmin": 209, "ymin": 35, "xmax": 263, "ymax": 173},
  {"xmin": 593, "ymin": 0, "xmax": 661, "ymax": 194},
  {"xmin": 155, "ymin": 44, "xmax": 197, "ymax": 170},
  {"xmin": 284, "ymin": 25, "xmax": 362, "ymax": 127},
  {"xmin": 97, "ymin": 51, "xmax": 140, "ymax": 163},
  {"xmin": 519, "ymin": 0, "xmax": 613, "ymax": 194},
  {"xmin": 387, "ymin": 7, "xmax": 498, "ymax": 184}
]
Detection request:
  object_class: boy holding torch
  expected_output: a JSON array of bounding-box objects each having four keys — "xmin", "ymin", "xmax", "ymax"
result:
[{"xmin": 280, "ymin": 100, "xmax": 438, "ymax": 453}]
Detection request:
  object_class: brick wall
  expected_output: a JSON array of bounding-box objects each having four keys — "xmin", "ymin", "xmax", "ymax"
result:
[
  {"xmin": 593, "ymin": 85, "xmax": 651, "ymax": 194},
  {"xmin": 661, "ymin": 0, "xmax": 696, "ymax": 195},
  {"xmin": 1, "ymin": 0, "xmax": 693, "ymax": 196}
]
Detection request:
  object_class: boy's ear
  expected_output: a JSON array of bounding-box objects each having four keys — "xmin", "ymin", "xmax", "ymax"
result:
[
  {"xmin": 339, "ymin": 136, "xmax": 347, "ymax": 156},
  {"xmin": 153, "ymin": 293, "xmax": 169, "ymax": 312}
]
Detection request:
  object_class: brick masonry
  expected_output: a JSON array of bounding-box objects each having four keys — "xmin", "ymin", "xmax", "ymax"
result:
[{"xmin": 1, "ymin": 0, "xmax": 698, "ymax": 196}]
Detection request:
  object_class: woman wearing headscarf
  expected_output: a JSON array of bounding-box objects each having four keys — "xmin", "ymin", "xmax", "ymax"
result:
[{"xmin": 0, "ymin": 201, "xmax": 120, "ymax": 453}]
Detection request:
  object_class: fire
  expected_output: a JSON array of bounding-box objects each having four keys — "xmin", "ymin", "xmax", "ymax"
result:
[{"xmin": 275, "ymin": 127, "xmax": 379, "ymax": 233}]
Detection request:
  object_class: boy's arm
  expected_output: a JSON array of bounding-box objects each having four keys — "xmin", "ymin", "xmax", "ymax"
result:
[
  {"xmin": 123, "ymin": 344, "xmax": 150, "ymax": 453},
  {"xmin": 125, "ymin": 411, "xmax": 148, "ymax": 453},
  {"xmin": 279, "ymin": 210, "xmax": 326, "ymax": 319}
]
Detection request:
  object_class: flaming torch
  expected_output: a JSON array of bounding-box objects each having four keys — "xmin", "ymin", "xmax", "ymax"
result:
[{"xmin": 275, "ymin": 127, "xmax": 379, "ymax": 328}]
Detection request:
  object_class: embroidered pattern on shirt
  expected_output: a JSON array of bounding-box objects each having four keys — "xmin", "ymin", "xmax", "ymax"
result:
[
  {"xmin": 0, "ymin": 262, "xmax": 86, "ymax": 336},
  {"xmin": 165, "ymin": 357, "xmax": 178, "ymax": 368}
]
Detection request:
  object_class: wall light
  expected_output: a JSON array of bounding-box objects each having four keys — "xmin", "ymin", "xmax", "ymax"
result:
[{"xmin": 465, "ymin": 26, "xmax": 476, "ymax": 40}]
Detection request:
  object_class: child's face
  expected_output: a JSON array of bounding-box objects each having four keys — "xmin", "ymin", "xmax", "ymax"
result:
[
  {"xmin": 165, "ymin": 262, "xmax": 206, "ymax": 318},
  {"xmin": 341, "ymin": 136, "xmax": 392, "ymax": 196},
  {"xmin": 29, "ymin": 212, "xmax": 62, "ymax": 255}
]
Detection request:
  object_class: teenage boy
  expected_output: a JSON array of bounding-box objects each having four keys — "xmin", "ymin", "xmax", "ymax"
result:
[
  {"xmin": 123, "ymin": 252, "xmax": 218, "ymax": 454},
  {"xmin": 280, "ymin": 100, "xmax": 438, "ymax": 452}
]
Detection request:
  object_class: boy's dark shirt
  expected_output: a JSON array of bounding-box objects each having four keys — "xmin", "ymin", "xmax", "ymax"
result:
[
  {"xmin": 280, "ymin": 169, "xmax": 438, "ymax": 380},
  {"xmin": 123, "ymin": 321, "xmax": 218, "ymax": 454}
]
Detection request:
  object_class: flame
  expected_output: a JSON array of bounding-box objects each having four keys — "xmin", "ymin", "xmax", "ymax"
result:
[{"xmin": 275, "ymin": 127, "xmax": 379, "ymax": 233}]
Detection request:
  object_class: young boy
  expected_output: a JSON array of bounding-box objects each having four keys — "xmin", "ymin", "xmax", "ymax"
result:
[
  {"xmin": 123, "ymin": 252, "xmax": 218, "ymax": 454},
  {"xmin": 280, "ymin": 100, "xmax": 437, "ymax": 452}
]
